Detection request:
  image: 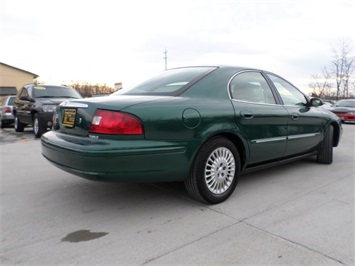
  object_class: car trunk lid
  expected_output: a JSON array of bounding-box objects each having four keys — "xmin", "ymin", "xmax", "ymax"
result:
[{"xmin": 55, "ymin": 95, "xmax": 168, "ymax": 137}]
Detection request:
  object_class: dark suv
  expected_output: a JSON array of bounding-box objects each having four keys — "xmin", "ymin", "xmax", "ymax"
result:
[{"xmin": 13, "ymin": 84, "xmax": 82, "ymax": 137}]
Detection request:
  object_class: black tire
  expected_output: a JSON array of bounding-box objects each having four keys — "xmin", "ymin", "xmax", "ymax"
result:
[
  {"xmin": 33, "ymin": 114, "xmax": 44, "ymax": 138},
  {"xmin": 317, "ymin": 125, "xmax": 334, "ymax": 164},
  {"xmin": 14, "ymin": 115, "xmax": 25, "ymax": 132},
  {"xmin": 184, "ymin": 137, "xmax": 241, "ymax": 204}
]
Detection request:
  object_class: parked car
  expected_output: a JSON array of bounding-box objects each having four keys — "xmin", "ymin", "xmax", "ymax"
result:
[
  {"xmin": 13, "ymin": 84, "xmax": 82, "ymax": 137},
  {"xmin": 318, "ymin": 99, "xmax": 334, "ymax": 110},
  {"xmin": 41, "ymin": 66, "xmax": 342, "ymax": 204},
  {"xmin": 0, "ymin": 95, "xmax": 16, "ymax": 128},
  {"xmin": 330, "ymin": 99, "xmax": 355, "ymax": 123},
  {"xmin": 322, "ymin": 99, "xmax": 335, "ymax": 105}
]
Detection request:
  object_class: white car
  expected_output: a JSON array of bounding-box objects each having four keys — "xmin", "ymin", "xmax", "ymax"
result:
[{"xmin": 0, "ymin": 95, "xmax": 16, "ymax": 128}]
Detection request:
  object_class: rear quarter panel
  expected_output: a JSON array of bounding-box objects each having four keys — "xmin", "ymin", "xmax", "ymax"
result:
[{"xmin": 122, "ymin": 96, "xmax": 245, "ymax": 166}]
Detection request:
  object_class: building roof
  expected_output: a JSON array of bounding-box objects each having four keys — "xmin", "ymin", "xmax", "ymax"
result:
[
  {"xmin": 0, "ymin": 62, "xmax": 39, "ymax": 78},
  {"xmin": 0, "ymin": 86, "xmax": 17, "ymax": 96}
]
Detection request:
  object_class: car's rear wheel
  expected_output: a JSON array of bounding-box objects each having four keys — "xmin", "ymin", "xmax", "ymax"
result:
[
  {"xmin": 317, "ymin": 125, "xmax": 334, "ymax": 164},
  {"xmin": 33, "ymin": 114, "xmax": 44, "ymax": 138},
  {"xmin": 184, "ymin": 136, "xmax": 240, "ymax": 204},
  {"xmin": 14, "ymin": 115, "xmax": 25, "ymax": 132}
]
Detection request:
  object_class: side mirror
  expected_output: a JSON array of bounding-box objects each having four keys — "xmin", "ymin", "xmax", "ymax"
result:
[{"xmin": 310, "ymin": 98, "xmax": 323, "ymax": 107}]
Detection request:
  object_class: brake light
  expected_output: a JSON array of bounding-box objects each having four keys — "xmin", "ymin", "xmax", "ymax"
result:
[
  {"xmin": 4, "ymin": 107, "xmax": 11, "ymax": 113},
  {"xmin": 89, "ymin": 110, "xmax": 143, "ymax": 135}
]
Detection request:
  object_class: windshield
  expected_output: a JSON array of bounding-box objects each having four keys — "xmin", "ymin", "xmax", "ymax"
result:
[
  {"xmin": 113, "ymin": 67, "xmax": 216, "ymax": 96},
  {"xmin": 336, "ymin": 100, "xmax": 355, "ymax": 108},
  {"xmin": 33, "ymin": 86, "xmax": 82, "ymax": 99}
]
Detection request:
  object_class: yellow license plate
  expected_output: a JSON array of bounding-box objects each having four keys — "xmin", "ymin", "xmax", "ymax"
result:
[{"xmin": 62, "ymin": 108, "xmax": 77, "ymax": 128}]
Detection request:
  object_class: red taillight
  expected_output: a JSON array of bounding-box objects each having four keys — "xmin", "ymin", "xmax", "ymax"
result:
[
  {"xmin": 89, "ymin": 110, "xmax": 143, "ymax": 135},
  {"xmin": 4, "ymin": 107, "xmax": 11, "ymax": 113}
]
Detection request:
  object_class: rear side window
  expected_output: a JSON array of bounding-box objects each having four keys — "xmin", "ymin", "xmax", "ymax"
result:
[
  {"xmin": 115, "ymin": 67, "xmax": 217, "ymax": 96},
  {"xmin": 230, "ymin": 72, "xmax": 276, "ymax": 104}
]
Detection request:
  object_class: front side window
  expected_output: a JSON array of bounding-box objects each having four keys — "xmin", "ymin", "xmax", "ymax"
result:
[
  {"xmin": 230, "ymin": 72, "xmax": 276, "ymax": 104},
  {"xmin": 267, "ymin": 74, "xmax": 307, "ymax": 106}
]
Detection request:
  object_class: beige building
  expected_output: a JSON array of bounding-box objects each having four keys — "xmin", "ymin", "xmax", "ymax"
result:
[{"xmin": 0, "ymin": 62, "xmax": 39, "ymax": 95}]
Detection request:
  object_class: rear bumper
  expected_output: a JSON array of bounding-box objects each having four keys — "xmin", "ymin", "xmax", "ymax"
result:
[
  {"xmin": 1, "ymin": 117, "xmax": 14, "ymax": 123},
  {"xmin": 41, "ymin": 131, "xmax": 191, "ymax": 182},
  {"xmin": 1, "ymin": 112, "xmax": 14, "ymax": 122},
  {"xmin": 1, "ymin": 113, "xmax": 14, "ymax": 119}
]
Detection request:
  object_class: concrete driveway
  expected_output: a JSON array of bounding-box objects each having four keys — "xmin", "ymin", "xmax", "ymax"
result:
[{"xmin": 1, "ymin": 125, "xmax": 354, "ymax": 265}]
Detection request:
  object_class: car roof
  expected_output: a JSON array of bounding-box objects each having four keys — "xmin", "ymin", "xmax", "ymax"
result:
[
  {"xmin": 29, "ymin": 84, "xmax": 70, "ymax": 88},
  {"xmin": 170, "ymin": 65, "xmax": 266, "ymax": 72}
]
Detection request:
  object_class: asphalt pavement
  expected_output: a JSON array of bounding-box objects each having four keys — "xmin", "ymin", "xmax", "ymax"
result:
[{"xmin": 0, "ymin": 125, "xmax": 354, "ymax": 265}]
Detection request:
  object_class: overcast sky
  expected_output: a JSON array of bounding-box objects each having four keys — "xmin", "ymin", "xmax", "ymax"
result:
[{"xmin": 1, "ymin": 0, "xmax": 354, "ymax": 92}]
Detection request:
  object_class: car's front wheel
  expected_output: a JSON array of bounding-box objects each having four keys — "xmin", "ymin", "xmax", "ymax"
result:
[
  {"xmin": 184, "ymin": 137, "xmax": 240, "ymax": 204},
  {"xmin": 14, "ymin": 115, "xmax": 25, "ymax": 132},
  {"xmin": 317, "ymin": 125, "xmax": 334, "ymax": 164},
  {"xmin": 33, "ymin": 114, "xmax": 45, "ymax": 138}
]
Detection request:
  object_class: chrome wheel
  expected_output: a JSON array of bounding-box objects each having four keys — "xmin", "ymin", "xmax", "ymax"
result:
[
  {"xmin": 33, "ymin": 114, "xmax": 43, "ymax": 138},
  {"xmin": 14, "ymin": 117, "xmax": 18, "ymax": 130},
  {"xmin": 34, "ymin": 117, "xmax": 39, "ymax": 135},
  {"xmin": 205, "ymin": 147, "xmax": 235, "ymax": 194},
  {"xmin": 14, "ymin": 115, "xmax": 25, "ymax": 132}
]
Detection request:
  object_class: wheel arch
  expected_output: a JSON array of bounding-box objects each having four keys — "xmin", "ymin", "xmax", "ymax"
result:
[
  {"xmin": 330, "ymin": 122, "xmax": 341, "ymax": 147},
  {"xmin": 192, "ymin": 132, "xmax": 248, "ymax": 171},
  {"xmin": 218, "ymin": 132, "xmax": 247, "ymax": 169},
  {"xmin": 31, "ymin": 110, "xmax": 38, "ymax": 118}
]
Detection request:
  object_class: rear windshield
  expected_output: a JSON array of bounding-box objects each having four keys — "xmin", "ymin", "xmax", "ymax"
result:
[
  {"xmin": 8, "ymin": 96, "xmax": 15, "ymax": 105},
  {"xmin": 113, "ymin": 67, "xmax": 216, "ymax": 96},
  {"xmin": 33, "ymin": 86, "xmax": 81, "ymax": 99}
]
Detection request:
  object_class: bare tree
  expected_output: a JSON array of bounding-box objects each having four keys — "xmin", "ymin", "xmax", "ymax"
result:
[
  {"xmin": 309, "ymin": 66, "xmax": 333, "ymax": 98},
  {"xmin": 330, "ymin": 39, "xmax": 354, "ymax": 99},
  {"xmin": 69, "ymin": 81, "xmax": 117, "ymax": 97},
  {"xmin": 350, "ymin": 79, "xmax": 355, "ymax": 98}
]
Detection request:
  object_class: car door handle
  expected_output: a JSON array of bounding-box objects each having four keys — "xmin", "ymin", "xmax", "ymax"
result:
[
  {"xmin": 291, "ymin": 113, "xmax": 300, "ymax": 120},
  {"xmin": 240, "ymin": 111, "xmax": 254, "ymax": 119}
]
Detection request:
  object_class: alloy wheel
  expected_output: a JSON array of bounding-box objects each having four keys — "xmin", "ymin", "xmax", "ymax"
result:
[{"xmin": 204, "ymin": 147, "xmax": 235, "ymax": 194}]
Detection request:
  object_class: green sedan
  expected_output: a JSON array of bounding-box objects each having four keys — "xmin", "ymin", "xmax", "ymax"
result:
[{"xmin": 41, "ymin": 66, "xmax": 342, "ymax": 204}]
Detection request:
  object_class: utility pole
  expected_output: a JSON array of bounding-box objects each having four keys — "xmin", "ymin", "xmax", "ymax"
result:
[{"xmin": 163, "ymin": 49, "xmax": 168, "ymax": 70}]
